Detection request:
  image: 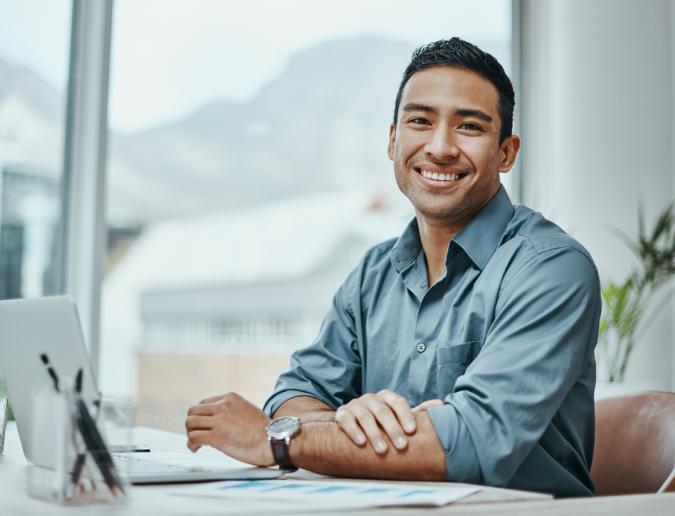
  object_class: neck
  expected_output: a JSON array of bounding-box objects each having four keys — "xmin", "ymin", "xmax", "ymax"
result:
[
  {"xmin": 416, "ymin": 216, "xmax": 464, "ymax": 286},
  {"xmin": 416, "ymin": 185, "xmax": 502, "ymax": 284}
]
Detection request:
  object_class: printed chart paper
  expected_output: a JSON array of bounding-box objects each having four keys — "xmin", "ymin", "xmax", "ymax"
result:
[{"xmin": 174, "ymin": 479, "xmax": 478, "ymax": 508}]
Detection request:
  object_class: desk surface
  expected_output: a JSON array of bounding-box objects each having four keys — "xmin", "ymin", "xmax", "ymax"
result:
[{"xmin": 0, "ymin": 423, "xmax": 673, "ymax": 515}]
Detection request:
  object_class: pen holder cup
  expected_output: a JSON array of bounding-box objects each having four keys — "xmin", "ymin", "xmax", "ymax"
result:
[
  {"xmin": 96, "ymin": 396, "xmax": 136, "ymax": 477},
  {"xmin": 27, "ymin": 389, "xmax": 128, "ymax": 505},
  {"xmin": 98, "ymin": 396, "xmax": 135, "ymax": 442}
]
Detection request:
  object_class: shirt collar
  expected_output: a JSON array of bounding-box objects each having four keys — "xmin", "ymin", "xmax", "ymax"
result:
[
  {"xmin": 390, "ymin": 185, "xmax": 514, "ymax": 273},
  {"xmin": 390, "ymin": 218, "xmax": 423, "ymax": 274},
  {"xmin": 452, "ymin": 185, "xmax": 514, "ymax": 270}
]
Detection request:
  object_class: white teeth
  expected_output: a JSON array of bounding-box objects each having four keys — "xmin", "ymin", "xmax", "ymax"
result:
[{"xmin": 419, "ymin": 169, "xmax": 461, "ymax": 181}]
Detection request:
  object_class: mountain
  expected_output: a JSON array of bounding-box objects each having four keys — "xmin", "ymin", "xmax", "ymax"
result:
[
  {"xmin": 108, "ymin": 36, "xmax": 414, "ymax": 222},
  {"xmin": 0, "ymin": 36, "xmax": 416, "ymax": 223},
  {"xmin": 0, "ymin": 58, "xmax": 64, "ymax": 171},
  {"xmin": 0, "ymin": 58, "xmax": 63, "ymax": 123}
]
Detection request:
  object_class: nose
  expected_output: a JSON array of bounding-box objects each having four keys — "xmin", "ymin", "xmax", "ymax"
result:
[{"xmin": 424, "ymin": 123, "xmax": 460, "ymax": 160}]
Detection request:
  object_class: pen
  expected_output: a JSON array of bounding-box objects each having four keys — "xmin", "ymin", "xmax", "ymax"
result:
[
  {"xmin": 69, "ymin": 369, "xmax": 87, "ymax": 492},
  {"xmin": 39, "ymin": 353, "xmax": 60, "ymax": 392},
  {"xmin": 109, "ymin": 445, "xmax": 151, "ymax": 453},
  {"xmin": 75, "ymin": 367, "xmax": 83, "ymax": 394},
  {"xmin": 72, "ymin": 371, "xmax": 122, "ymax": 497},
  {"xmin": 74, "ymin": 395, "xmax": 125, "ymax": 495}
]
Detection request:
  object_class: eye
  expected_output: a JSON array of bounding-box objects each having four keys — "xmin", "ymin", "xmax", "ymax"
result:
[
  {"xmin": 408, "ymin": 117, "xmax": 431, "ymax": 126},
  {"xmin": 459, "ymin": 122, "xmax": 482, "ymax": 131}
]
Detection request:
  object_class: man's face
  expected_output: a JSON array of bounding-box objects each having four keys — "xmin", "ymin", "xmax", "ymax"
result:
[{"xmin": 388, "ymin": 66, "xmax": 519, "ymax": 226}]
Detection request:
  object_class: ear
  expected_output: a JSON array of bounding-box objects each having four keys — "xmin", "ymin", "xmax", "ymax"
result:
[
  {"xmin": 498, "ymin": 134, "xmax": 521, "ymax": 173},
  {"xmin": 387, "ymin": 123, "xmax": 396, "ymax": 161}
]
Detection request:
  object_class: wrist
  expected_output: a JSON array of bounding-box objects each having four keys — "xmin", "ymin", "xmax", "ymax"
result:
[
  {"xmin": 298, "ymin": 410, "xmax": 336, "ymax": 424},
  {"xmin": 262, "ymin": 437, "xmax": 275, "ymax": 467},
  {"xmin": 266, "ymin": 416, "xmax": 301, "ymax": 470}
]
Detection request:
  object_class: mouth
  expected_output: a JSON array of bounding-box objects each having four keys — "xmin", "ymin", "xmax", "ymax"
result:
[{"xmin": 413, "ymin": 166, "xmax": 468, "ymax": 183}]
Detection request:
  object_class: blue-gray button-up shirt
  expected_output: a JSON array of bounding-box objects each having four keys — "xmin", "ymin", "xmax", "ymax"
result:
[{"xmin": 263, "ymin": 186, "xmax": 600, "ymax": 497}]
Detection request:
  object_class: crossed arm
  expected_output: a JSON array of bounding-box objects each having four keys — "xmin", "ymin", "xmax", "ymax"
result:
[
  {"xmin": 275, "ymin": 395, "xmax": 446, "ymax": 479},
  {"xmin": 185, "ymin": 392, "xmax": 447, "ymax": 480}
]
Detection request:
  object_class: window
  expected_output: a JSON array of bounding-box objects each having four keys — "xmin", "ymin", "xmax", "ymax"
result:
[
  {"xmin": 0, "ymin": 0, "xmax": 72, "ymax": 300},
  {"xmin": 0, "ymin": 0, "xmax": 72, "ymax": 403},
  {"xmin": 103, "ymin": 0, "xmax": 514, "ymax": 431}
]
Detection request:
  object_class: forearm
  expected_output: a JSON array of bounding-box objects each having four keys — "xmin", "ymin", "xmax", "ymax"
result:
[
  {"xmin": 289, "ymin": 411, "xmax": 446, "ymax": 481},
  {"xmin": 273, "ymin": 396, "xmax": 336, "ymax": 423}
]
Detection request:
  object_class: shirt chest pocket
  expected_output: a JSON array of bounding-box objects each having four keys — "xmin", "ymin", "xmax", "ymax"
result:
[{"xmin": 435, "ymin": 341, "xmax": 481, "ymax": 398}]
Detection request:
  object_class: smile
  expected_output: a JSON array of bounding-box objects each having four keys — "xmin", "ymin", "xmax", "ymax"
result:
[{"xmin": 414, "ymin": 168, "xmax": 466, "ymax": 182}]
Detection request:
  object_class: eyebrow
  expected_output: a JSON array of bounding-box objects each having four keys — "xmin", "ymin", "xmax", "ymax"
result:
[
  {"xmin": 402, "ymin": 103, "xmax": 493, "ymax": 123},
  {"xmin": 402, "ymin": 103, "xmax": 437, "ymax": 115},
  {"xmin": 456, "ymin": 108, "xmax": 493, "ymax": 123}
]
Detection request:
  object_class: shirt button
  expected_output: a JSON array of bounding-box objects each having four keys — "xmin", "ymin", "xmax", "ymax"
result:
[{"xmin": 416, "ymin": 342, "xmax": 427, "ymax": 353}]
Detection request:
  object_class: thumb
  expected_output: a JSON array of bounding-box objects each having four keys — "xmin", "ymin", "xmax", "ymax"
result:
[{"xmin": 412, "ymin": 399, "xmax": 444, "ymax": 412}]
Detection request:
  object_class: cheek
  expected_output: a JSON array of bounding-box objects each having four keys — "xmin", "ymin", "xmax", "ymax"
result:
[
  {"xmin": 393, "ymin": 145, "xmax": 411, "ymax": 171},
  {"xmin": 461, "ymin": 140, "xmax": 500, "ymax": 169},
  {"xmin": 395, "ymin": 132, "xmax": 426, "ymax": 162}
]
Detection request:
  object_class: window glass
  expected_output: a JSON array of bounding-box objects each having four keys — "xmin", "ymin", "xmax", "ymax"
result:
[
  {"xmin": 103, "ymin": 0, "xmax": 513, "ymax": 431},
  {"xmin": 0, "ymin": 0, "xmax": 72, "ymax": 300},
  {"xmin": 0, "ymin": 0, "xmax": 72, "ymax": 403}
]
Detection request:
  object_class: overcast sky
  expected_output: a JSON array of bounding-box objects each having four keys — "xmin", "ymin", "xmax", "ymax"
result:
[{"xmin": 0, "ymin": 0, "xmax": 511, "ymax": 133}]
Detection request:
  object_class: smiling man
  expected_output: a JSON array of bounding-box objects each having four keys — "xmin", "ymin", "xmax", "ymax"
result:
[{"xmin": 185, "ymin": 38, "xmax": 600, "ymax": 497}]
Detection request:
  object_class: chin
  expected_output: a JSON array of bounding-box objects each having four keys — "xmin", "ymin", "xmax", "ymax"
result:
[{"xmin": 414, "ymin": 204, "xmax": 464, "ymax": 222}]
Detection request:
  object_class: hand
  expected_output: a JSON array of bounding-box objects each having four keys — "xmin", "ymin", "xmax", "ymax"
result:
[
  {"xmin": 334, "ymin": 390, "xmax": 444, "ymax": 454},
  {"xmin": 412, "ymin": 399, "xmax": 444, "ymax": 413},
  {"xmin": 185, "ymin": 392, "xmax": 274, "ymax": 467}
]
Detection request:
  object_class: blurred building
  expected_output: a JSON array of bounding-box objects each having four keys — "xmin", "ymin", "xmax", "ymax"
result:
[
  {"xmin": 0, "ymin": 164, "xmax": 61, "ymax": 299},
  {"xmin": 100, "ymin": 190, "xmax": 411, "ymax": 431}
]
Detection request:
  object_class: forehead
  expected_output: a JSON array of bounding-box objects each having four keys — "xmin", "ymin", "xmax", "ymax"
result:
[{"xmin": 400, "ymin": 66, "xmax": 500, "ymax": 117}]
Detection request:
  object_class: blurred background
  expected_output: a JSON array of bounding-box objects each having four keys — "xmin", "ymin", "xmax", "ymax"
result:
[{"xmin": 0, "ymin": 0, "xmax": 673, "ymax": 432}]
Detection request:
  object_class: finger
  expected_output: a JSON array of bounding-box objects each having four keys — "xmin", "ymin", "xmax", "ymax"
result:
[
  {"xmin": 185, "ymin": 415, "xmax": 213, "ymax": 432},
  {"xmin": 362, "ymin": 398, "xmax": 408, "ymax": 450},
  {"xmin": 199, "ymin": 394, "xmax": 225, "ymax": 404},
  {"xmin": 348, "ymin": 404, "xmax": 389, "ymax": 454},
  {"xmin": 186, "ymin": 429, "xmax": 210, "ymax": 452},
  {"xmin": 335, "ymin": 407, "xmax": 367, "ymax": 446},
  {"xmin": 378, "ymin": 390, "xmax": 416, "ymax": 434},
  {"xmin": 412, "ymin": 399, "xmax": 444, "ymax": 412},
  {"xmin": 187, "ymin": 404, "xmax": 215, "ymax": 417}
]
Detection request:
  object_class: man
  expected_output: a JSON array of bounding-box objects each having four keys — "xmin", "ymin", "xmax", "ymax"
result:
[{"xmin": 185, "ymin": 37, "xmax": 600, "ymax": 497}]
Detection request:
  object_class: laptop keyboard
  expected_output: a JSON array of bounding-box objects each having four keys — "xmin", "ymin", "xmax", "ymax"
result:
[{"xmin": 112, "ymin": 453, "xmax": 201, "ymax": 474}]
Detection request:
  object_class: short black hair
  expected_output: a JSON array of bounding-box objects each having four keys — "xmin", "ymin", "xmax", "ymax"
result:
[{"xmin": 393, "ymin": 37, "xmax": 515, "ymax": 143}]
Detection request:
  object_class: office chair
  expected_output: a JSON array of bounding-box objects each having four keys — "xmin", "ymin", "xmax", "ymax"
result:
[{"xmin": 591, "ymin": 391, "xmax": 675, "ymax": 495}]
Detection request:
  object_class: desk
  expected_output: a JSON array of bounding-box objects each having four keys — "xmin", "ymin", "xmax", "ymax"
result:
[{"xmin": 0, "ymin": 423, "xmax": 673, "ymax": 515}]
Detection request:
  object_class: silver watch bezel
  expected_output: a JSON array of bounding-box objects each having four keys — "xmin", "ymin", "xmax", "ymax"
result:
[{"xmin": 266, "ymin": 415, "xmax": 301, "ymax": 441}]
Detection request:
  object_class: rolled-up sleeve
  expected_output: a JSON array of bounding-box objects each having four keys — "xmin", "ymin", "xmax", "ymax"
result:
[
  {"xmin": 427, "ymin": 246, "xmax": 600, "ymax": 485},
  {"xmin": 263, "ymin": 267, "xmax": 363, "ymax": 416}
]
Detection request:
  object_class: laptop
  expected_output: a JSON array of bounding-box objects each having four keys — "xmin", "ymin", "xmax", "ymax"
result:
[{"xmin": 0, "ymin": 295, "xmax": 282, "ymax": 484}]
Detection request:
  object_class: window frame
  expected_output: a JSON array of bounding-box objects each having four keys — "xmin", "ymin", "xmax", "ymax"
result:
[{"xmin": 61, "ymin": 0, "xmax": 113, "ymax": 373}]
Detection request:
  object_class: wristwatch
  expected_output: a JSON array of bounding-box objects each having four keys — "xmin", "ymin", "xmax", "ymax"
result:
[{"xmin": 266, "ymin": 416, "xmax": 301, "ymax": 471}]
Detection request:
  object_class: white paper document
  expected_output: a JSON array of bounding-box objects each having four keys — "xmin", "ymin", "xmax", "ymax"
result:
[{"xmin": 174, "ymin": 479, "xmax": 478, "ymax": 508}]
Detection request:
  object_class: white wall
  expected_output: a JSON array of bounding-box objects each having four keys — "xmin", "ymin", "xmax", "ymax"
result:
[{"xmin": 521, "ymin": 0, "xmax": 674, "ymax": 389}]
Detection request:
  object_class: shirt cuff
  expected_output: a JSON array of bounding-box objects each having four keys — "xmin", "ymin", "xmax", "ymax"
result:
[
  {"xmin": 427, "ymin": 403, "xmax": 483, "ymax": 483},
  {"xmin": 262, "ymin": 389, "xmax": 326, "ymax": 417}
]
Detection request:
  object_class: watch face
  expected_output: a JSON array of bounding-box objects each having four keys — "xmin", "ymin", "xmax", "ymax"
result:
[{"xmin": 267, "ymin": 416, "xmax": 300, "ymax": 439}]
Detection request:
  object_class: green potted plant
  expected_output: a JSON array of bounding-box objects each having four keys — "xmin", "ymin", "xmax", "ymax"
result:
[{"xmin": 597, "ymin": 202, "xmax": 675, "ymax": 386}]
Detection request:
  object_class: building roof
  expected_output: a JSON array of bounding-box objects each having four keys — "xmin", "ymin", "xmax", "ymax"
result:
[{"xmin": 105, "ymin": 188, "xmax": 408, "ymax": 292}]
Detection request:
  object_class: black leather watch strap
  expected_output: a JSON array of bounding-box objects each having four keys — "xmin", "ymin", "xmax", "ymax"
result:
[{"xmin": 269, "ymin": 437, "xmax": 297, "ymax": 471}]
